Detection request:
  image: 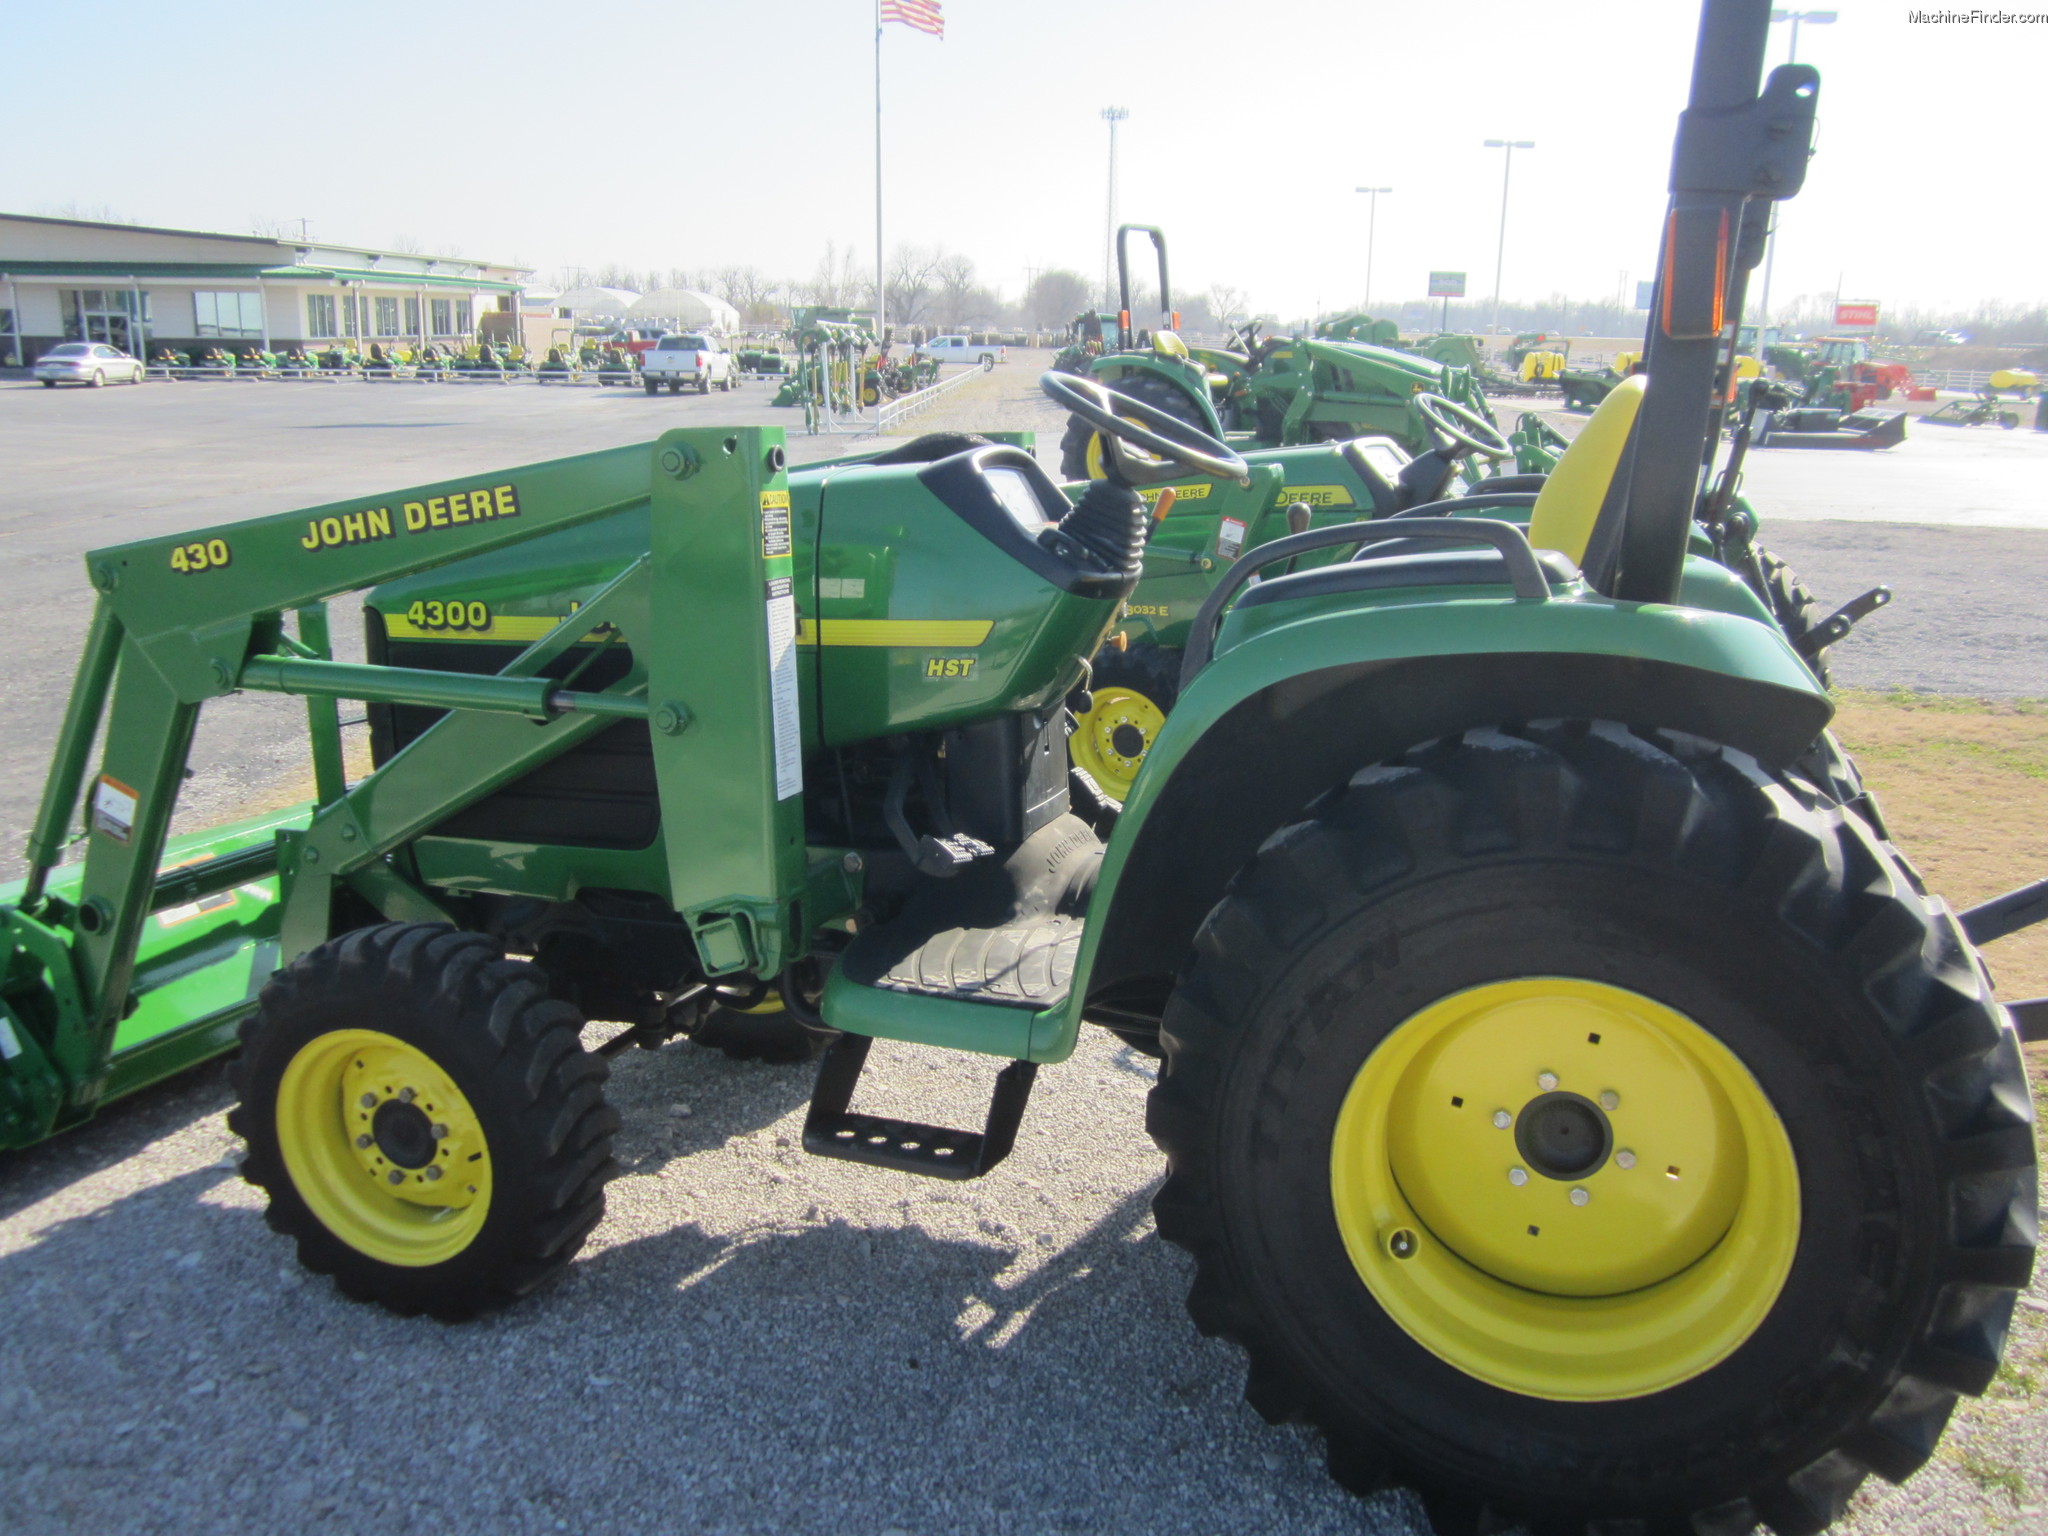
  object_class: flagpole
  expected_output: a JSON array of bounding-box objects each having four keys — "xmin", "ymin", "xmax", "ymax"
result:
[{"xmin": 874, "ymin": 0, "xmax": 885, "ymax": 360}]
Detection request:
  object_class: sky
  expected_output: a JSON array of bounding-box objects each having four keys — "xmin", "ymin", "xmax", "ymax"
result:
[{"xmin": 8, "ymin": 0, "xmax": 2045, "ymax": 322}]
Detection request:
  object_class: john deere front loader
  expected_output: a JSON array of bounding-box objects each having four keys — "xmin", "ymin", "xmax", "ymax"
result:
[{"xmin": 3, "ymin": 5, "xmax": 2042, "ymax": 1533}]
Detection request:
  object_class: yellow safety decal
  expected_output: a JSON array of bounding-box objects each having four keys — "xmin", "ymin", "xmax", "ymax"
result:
[
  {"xmin": 795, "ymin": 619, "xmax": 994, "ymax": 648},
  {"xmin": 1137, "ymin": 482, "xmax": 1210, "ymax": 503},
  {"xmin": 1279, "ymin": 484, "xmax": 1357, "ymax": 508},
  {"xmin": 760, "ymin": 490, "xmax": 792, "ymax": 510},
  {"xmin": 170, "ymin": 537, "xmax": 233, "ymax": 573}
]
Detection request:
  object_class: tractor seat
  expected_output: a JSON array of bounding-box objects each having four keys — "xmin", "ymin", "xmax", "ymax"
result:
[
  {"xmin": 1233, "ymin": 546, "xmax": 1581, "ymax": 611},
  {"xmin": 1152, "ymin": 330, "xmax": 1191, "ymax": 359},
  {"xmin": 1525, "ymin": 373, "xmax": 1645, "ymax": 571}
]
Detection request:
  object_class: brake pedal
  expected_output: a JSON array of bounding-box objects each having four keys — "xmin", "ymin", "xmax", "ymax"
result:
[{"xmin": 802, "ymin": 1034, "xmax": 1037, "ymax": 1180}]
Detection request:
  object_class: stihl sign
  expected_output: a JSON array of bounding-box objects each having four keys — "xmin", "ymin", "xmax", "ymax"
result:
[{"xmin": 1833, "ymin": 302, "xmax": 1880, "ymax": 331}]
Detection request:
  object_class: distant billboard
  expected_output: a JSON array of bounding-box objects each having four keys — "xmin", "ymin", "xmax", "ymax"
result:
[
  {"xmin": 1833, "ymin": 301, "xmax": 1880, "ymax": 332},
  {"xmin": 1635, "ymin": 280, "xmax": 1656, "ymax": 310},
  {"xmin": 1427, "ymin": 271, "xmax": 1467, "ymax": 298}
]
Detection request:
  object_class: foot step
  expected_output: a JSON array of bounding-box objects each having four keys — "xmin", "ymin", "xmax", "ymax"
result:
[{"xmin": 802, "ymin": 1034, "xmax": 1036, "ymax": 1180}]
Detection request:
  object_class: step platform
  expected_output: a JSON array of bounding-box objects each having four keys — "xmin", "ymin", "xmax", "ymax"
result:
[{"xmin": 803, "ymin": 814, "xmax": 1103, "ymax": 1178}]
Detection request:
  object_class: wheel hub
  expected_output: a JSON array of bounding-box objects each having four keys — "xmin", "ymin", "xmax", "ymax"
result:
[
  {"xmin": 371, "ymin": 1098, "xmax": 438, "ymax": 1169},
  {"xmin": 1110, "ymin": 722, "xmax": 1148, "ymax": 758},
  {"xmin": 1513, "ymin": 1091, "xmax": 1611, "ymax": 1181},
  {"xmin": 1069, "ymin": 685, "xmax": 1169, "ymax": 800}
]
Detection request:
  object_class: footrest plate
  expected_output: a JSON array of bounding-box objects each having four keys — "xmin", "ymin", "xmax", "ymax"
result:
[{"xmin": 802, "ymin": 1034, "xmax": 1037, "ymax": 1181}]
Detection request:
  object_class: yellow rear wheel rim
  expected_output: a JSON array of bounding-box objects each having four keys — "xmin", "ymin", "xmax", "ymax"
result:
[
  {"xmin": 1069, "ymin": 684, "xmax": 1169, "ymax": 802},
  {"xmin": 277, "ymin": 1029, "xmax": 493, "ymax": 1268},
  {"xmin": 1329, "ymin": 978, "xmax": 1799, "ymax": 1401}
]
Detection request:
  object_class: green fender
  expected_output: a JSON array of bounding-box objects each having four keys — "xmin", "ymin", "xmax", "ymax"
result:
[
  {"xmin": 1086, "ymin": 354, "xmax": 1224, "ymax": 436},
  {"xmin": 1023, "ymin": 590, "xmax": 1833, "ymax": 1062}
]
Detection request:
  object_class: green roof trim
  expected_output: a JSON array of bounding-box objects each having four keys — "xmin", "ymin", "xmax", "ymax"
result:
[{"xmin": 0, "ymin": 260, "xmax": 520, "ymax": 292}]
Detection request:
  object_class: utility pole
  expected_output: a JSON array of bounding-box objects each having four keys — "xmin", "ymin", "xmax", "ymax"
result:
[
  {"xmin": 1101, "ymin": 107, "xmax": 1129, "ymax": 311},
  {"xmin": 1354, "ymin": 187, "xmax": 1392, "ymax": 310},
  {"xmin": 1755, "ymin": 10, "xmax": 1836, "ymax": 332},
  {"xmin": 1483, "ymin": 139, "xmax": 1534, "ymax": 336}
]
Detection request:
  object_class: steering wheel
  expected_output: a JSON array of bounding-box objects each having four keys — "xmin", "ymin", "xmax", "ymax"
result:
[
  {"xmin": 1041, "ymin": 371, "xmax": 1249, "ymax": 484},
  {"xmin": 1414, "ymin": 392, "xmax": 1513, "ymax": 460}
]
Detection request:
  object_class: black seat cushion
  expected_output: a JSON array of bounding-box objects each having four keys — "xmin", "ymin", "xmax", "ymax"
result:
[{"xmin": 1234, "ymin": 547, "xmax": 1581, "ymax": 611}]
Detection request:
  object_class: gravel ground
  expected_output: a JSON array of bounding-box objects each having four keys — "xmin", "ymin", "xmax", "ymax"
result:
[{"xmin": 2, "ymin": 356, "xmax": 2044, "ymax": 1536}]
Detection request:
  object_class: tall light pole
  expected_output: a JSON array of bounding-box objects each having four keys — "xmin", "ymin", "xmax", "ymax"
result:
[
  {"xmin": 1354, "ymin": 187, "xmax": 1392, "ymax": 311},
  {"xmin": 1101, "ymin": 107, "xmax": 1129, "ymax": 311},
  {"xmin": 1483, "ymin": 138, "xmax": 1534, "ymax": 336},
  {"xmin": 1755, "ymin": 10, "xmax": 1835, "ymax": 333}
]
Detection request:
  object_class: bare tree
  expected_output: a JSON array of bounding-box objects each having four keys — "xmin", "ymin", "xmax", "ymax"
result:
[
  {"xmin": 885, "ymin": 243, "xmax": 946, "ymax": 326},
  {"xmin": 797, "ymin": 241, "xmax": 869, "ymax": 308},
  {"xmin": 930, "ymin": 252, "xmax": 979, "ymax": 328},
  {"xmin": 1025, "ymin": 269, "xmax": 1091, "ymax": 331},
  {"xmin": 713, "ymin": 264, "xmax": 782, "ymax": 322},
  {"xmin": 1206, "ymin": 282, "xmax": 1249, "ymax": 327},
  {"xmin": 388, "ymin": 233, "xmax": 426, "ymax": 254}
]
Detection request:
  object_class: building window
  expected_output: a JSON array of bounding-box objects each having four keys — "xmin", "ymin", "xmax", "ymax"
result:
[
  {"xmin": 343, "ymin": 295, "xmax": 359, "ymax": 338},
  {"xmin": 307, "ymin": 294, "xmax": 338, "ymax": 337},
  {"xmin": 429, "ymin": 298, "xmax": 452, "ymax": 334},
  {"xmin": 193, "ymin": 291, "xmax": 264, "ymax": 339},
  {"xmin": 455, "ymin": 298, "xmax": 473, "ymax": 335},
  {"xmin": 404, "ymin": 297, "xmax": 422, "ymax": 335},
  {"xmin": 375, "ymin": 297, "xmax": 400, "ymax": 336}
]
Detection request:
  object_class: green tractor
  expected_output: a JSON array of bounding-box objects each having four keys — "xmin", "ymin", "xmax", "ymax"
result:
[
  {"xmin": 2, "ymin": 6, "xmax": 2042, "ymax": 1532},
  {"xmin": 1055, "ymin": 225, "xmax": 1501, "ymax": 483}
]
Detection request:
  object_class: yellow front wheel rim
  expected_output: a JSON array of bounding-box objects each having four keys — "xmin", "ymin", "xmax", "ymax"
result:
[
  {"xmin": 1330, "ymin": 978, "xmax": 1799, "ymax": 1401},
  {"xmin": 1069, "ymin": 685, "xmax": 1169, "ymax": 801},
  {"xmin": 277, "ymin": 1029, "xmax": 493, "ymax": 1268}
]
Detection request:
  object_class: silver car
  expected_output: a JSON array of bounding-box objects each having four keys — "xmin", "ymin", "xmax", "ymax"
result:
[{"xmin": 34, "ymin": 342, "xmax": 146, "ymax": 388}]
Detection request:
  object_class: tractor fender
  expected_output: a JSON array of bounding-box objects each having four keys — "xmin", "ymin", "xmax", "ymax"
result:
[
  {"xmin": 1090, "ymin": 355, "xmax": 1223, "ymax": 436},
  {"xmin": 1034, "ymin": 597, "xmax": 1831, "ymax": 1061}
]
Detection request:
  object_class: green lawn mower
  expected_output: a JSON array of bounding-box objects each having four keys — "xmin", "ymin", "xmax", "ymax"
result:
[{"xmin": 2, "ymin": 6, "xmax": 2042, "ymax": 1533}]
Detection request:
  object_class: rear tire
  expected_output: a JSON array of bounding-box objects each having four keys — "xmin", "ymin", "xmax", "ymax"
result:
[
  {"xmin": 229, "ymin": 923, "xmax": 618, "ymax": 1320},
  {"xmin": 644, "ymin": 379, "xmax": 658, "ymax": 396},
  {"xmin": 1149, "ymin": 722, "xmax": 2034, "ymax": 1536},
  {"xmin": 90, "ymin": 370, "xmax": 105, "ymax": 388},
  {"xmin": 690, "ymin": 997, "xmax": 832, "ymax": 1063}
]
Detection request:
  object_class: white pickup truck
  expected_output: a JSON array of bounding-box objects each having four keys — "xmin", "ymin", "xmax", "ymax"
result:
[
  {"xmin": 914, "ymin": 334, "xmax": 1005, "ymax": 368},
  {"xmin": 641, "ymin": 333, "xmax": 737, "ymax": 395}
]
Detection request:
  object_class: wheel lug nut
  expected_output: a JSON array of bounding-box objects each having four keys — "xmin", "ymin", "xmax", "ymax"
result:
[
  {"xmin": 424, "ymin": 1166, "xmax": 443, "ymax": 1182},
  {"xmin": 386, "ymin": 1171, "xmax": 406, "ymax": 1186},
  {"xmin": 1491, "ymin": 1109, "xmax": 1511, "ymax": 1130},
  {"xmin": 359, "ymin": 1093, "xmax": 378, "ymax": 1109},
  {"xmin": 355, "ymin": 1134, "xmax": 373, "ymax": 1149},
  {"xmin": 1616, "ymin": 1149, "xmax": 1637, "ymax": 1169},
  {"xmin": 431, "ymin": 1124, "xmax": 449, "ymax": 1140},
  {"xmin": 1508, "ymin": 1167, "xmax": 1529, "ymax": 1186},
  {"xmin": 1570, "ymin": 1187, "xmax": 1590, "ymax": 1206},
  {"xmin": 1537, "ymin": 1071, "xmax": 1558, "ymax": 1091},
  {"xmin": 1600, "ymin": 1090, "xmax": 1620, "ymax": 1111},
  {"xmin": 397, "ymin": 1087, "xmax": 416, "ymax": 1104},
  {"xmin": 1388, "ymin": 1228, "xmax": 1417, "ymax": 1259}
]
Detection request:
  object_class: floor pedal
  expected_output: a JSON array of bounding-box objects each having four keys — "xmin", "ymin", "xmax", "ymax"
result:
[{"xmin": 802, "ymin": 1034, "xmax": 1037, "ymax": 1180}]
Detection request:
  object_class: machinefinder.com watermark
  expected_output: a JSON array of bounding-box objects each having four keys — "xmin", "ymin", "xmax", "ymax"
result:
[{"xmin": 1908, "ymin": 8, "xmax": 2048, "ymax": 20}]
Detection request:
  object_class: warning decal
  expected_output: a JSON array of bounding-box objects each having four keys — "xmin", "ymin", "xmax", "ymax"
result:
[
  {"xmin": 93, "ymin": 775, "xmax": 138, "ymax": 843},
  {"xmin": 763, "ymin": 576, "xmax": 803, "ymax": 801}
]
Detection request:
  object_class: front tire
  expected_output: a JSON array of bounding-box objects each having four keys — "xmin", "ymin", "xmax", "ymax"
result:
[
  {"xmin": 1149, "ymin": 722, "xmax": 2034, "ymax": 1535},
  {"xmin": 229, "ymin": 924, "xmax": 619, "ymax": 1320},
  {"xmin": 1070, "ymin": 642, "xmax": 1181, "ymax": 804},
  {"xmin": 644, "ymin": 378, "xmax": 659, "ymax": 396}
]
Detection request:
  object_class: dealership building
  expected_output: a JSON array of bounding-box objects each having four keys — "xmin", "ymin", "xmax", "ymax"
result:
[{"xmin": 0, "ymin": 213, "xmax": 529, "ymax": 364}]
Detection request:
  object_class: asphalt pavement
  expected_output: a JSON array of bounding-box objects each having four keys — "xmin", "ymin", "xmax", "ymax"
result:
[{"xmin": 2, "ymin": 362, "xmax": 2044, "ymax": 1536}]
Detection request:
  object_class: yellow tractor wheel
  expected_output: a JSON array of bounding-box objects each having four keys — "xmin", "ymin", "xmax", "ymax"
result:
[
  {"xmin": 1146, "ymin": 721, "xmax": 2032, "ymax": 1533},
  {"xmin": 230, "ymin": 923, "xmax": 618, "ymax": 1319},
  {"xmin": 1069, "ymin": 643, "xmax": 1182, "ymax": 804}
]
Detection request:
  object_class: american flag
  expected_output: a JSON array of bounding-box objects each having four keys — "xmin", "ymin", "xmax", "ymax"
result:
[{"xmin": 881, "ymin": 0, "xmax": 943, "ymax": 38}]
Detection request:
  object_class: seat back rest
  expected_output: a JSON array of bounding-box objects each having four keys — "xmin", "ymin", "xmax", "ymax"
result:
[{"xmin": 1526, "ymin": 374, "xmax": 1646, "ymax": 565}]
